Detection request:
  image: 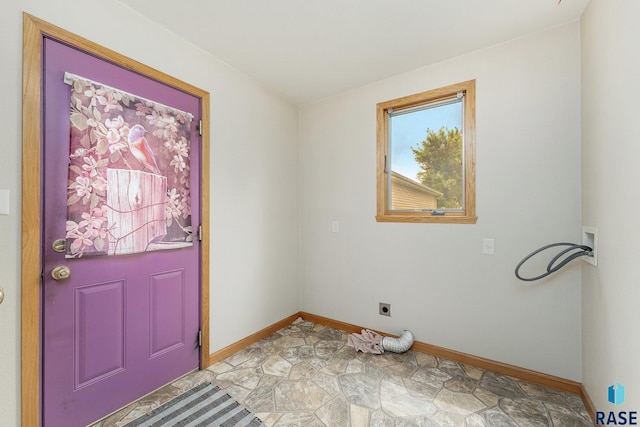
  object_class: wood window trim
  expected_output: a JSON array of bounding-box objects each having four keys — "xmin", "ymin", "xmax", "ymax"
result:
[{"xmin": 376, "ymin": 80, "xmax": 477, "ymax": 224}]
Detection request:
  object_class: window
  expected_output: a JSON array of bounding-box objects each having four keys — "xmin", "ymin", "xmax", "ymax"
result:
[{"xmin": 376, "ymin": 80, "xmax": 476, "ymax": 223}]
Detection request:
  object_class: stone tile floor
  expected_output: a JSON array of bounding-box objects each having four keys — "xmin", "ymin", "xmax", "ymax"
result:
[{"xmin": 92, "ymin": 318, "xmax": 592, "ymax": 426}]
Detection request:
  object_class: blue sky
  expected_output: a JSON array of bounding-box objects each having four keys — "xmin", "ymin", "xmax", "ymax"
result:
[{"xmin": 390, "ymin": 101, "xmax": 462, "ymax": 181}]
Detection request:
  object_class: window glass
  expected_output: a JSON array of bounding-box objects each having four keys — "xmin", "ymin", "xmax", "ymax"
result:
[
  {"xmin": 389, "ymin": 98, "xmax": 463, "ymax": 211},
  {"xmin": 376, "ymin": 80, "xmax": 476, "ymax": 223}
]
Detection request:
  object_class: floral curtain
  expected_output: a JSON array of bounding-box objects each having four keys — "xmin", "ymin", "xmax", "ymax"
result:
[{"xmin": 64, "ymin": 73, "xmax": 193, "ymax": 258}]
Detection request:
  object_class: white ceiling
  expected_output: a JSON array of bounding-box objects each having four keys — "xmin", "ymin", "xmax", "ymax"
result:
[{"xmin": 118, "ymin": 0, "xmax": 589, "ymax": 105}]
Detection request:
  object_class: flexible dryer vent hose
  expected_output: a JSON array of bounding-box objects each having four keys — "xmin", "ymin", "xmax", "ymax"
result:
[{"xmin": 381, "ymin": 330, "xmax": 414, "ymax": 353}]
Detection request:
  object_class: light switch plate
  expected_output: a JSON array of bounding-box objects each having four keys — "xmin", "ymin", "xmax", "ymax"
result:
[
  {"xmin": 482, "ymin": 238, "xmax": 495, "ymax": 255},
  {"xmin": 0, "ymin": 189, "xmax": 9, "ymax": 215}
]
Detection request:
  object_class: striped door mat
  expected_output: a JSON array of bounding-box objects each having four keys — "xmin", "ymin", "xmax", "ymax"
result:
[{"xmin": 124, "ymin": 383, "xmax": 264, "ymax": 427}]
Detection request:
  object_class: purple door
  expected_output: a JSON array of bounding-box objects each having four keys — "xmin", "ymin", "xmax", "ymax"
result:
[{"xmin": 42, "ymin": 37, "xmax": 201, "ymax": 427}]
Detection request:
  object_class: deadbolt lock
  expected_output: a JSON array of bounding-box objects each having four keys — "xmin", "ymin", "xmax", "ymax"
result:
[
  {"xmin": 52, "ymin": 239, "xmax": 66, "ymax": 253},
  {"xmin": 51, "ymin": 266, "xmax": 71, "ymax": 281}
]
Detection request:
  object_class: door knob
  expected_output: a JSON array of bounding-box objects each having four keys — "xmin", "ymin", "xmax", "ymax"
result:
[
  {"xmin": 0, "ymin": 288, "xmax": 4, "ymax": 304},
  {"xmin": 51, "ymin": 266, "xmax": 71, "ymax": 281}
]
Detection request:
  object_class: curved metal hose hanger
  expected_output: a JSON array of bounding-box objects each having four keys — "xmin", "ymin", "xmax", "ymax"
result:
[{"xmin": 515, "ymin": 243, "xmax": 593, "ymax": 281}]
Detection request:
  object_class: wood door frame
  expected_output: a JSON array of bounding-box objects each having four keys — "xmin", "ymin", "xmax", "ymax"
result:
[{"xmin": 21, "ymin": 13, "xmax": 210, "ymax": 426}]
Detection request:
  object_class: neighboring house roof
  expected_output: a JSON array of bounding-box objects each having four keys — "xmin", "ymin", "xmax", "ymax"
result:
[
  {"xmin": 391, "ymin": 171, "xmax": 442, "ymax": 197},
  {"xmin": 391, "ymin": 171, "xmax": 443, "ymax": 210}
]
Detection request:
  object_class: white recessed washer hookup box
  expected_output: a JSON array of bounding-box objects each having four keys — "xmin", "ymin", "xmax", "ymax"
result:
[{"xmin": 582, "ymin": 226, "xmax": 598, "ymax": 266}]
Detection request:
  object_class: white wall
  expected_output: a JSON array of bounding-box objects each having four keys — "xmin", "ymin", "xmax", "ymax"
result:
[
  {"xmin": 299, "ymin": 23, "xmax": 583, "ymax": 381},
  {"xmin": 581, "ymin": 0, "xmax": 640, "ymax": 411},
  {"xmin": 0, "ymin": 1, "xmax": 299, "ymax": 424}
]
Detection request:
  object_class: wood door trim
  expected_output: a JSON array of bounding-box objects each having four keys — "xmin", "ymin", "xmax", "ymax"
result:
[{"xmin": 21, "ymin": 13, "xmax": 210, "ymax": 426}]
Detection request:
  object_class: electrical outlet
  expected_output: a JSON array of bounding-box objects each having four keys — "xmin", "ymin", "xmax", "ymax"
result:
[
  {"xmin": 482, "ymin": 238, "xmax": 495, "ymax": 255},
  {"xmin": 379, "ymin": 302, "xmax": 391, "ymax": 317}
]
